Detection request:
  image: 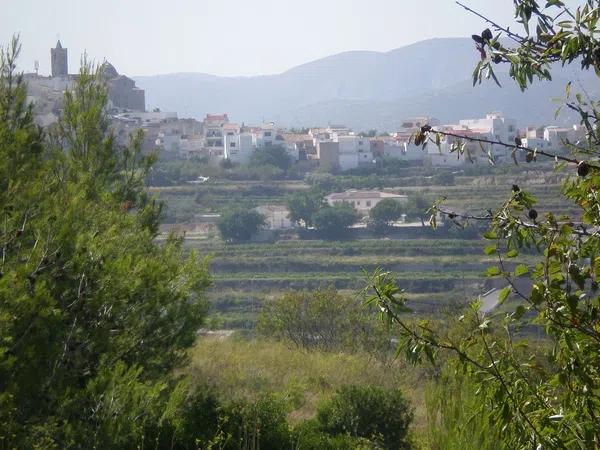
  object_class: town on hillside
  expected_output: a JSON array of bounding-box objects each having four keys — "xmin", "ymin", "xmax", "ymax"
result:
[
  {"xmin": 29, "ymin": 41, "xmax": 583, "ymax": 168},
  {"xmin": 26, "ymin": 40, "xmax": 584, "ymax": 235}
]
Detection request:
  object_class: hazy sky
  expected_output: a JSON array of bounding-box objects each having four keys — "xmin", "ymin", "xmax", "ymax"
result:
[{"xmin": 0, "ymin": 0, "xmax": 582, "ymax": 77}]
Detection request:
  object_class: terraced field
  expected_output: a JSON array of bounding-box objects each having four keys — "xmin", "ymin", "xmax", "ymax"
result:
[
  {"xmin": 184, "ymin": 238, "xmax": 510, "ymax": 328},
  {"xmin": 154, "ymin": 164, "xmax": 573, "ymax": 223},
  {"xmin": 157, "ymin": 164, "xmax": 572, "ymax": 328}
]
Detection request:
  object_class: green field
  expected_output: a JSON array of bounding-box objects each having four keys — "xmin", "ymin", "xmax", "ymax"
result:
[{"xmin": 184, "ymin": 238, "xmax": 522, "ymax": 328}]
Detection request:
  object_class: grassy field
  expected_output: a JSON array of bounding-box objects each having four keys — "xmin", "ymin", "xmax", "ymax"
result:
[{"xmin": 187, "ymin": 336, "xmax": 430, "ymax": 435}]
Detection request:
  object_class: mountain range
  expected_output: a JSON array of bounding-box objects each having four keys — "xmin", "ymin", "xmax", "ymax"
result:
[{"xmin": 134, "ymin": 38, "xmax": 597, "ymax": 130}]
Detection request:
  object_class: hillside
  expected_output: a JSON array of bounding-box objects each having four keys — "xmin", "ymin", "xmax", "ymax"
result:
[{"xmin": 135, "ymin": 37, "xmax": 597, "ymax": 129}]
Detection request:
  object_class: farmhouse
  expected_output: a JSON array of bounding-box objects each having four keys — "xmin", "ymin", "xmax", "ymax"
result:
[
  {"xmin": 255, "ymin": 205, "xmax": 294, "ymax": 230},
  {"xmin": 325, "ymin": 190, "xmax": 408, "ymax": 216}
]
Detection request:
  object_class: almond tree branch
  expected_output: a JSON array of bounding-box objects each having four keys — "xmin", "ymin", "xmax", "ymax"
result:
[
  {"xmin": 430, "ymin": 129, "xmax": 598, "ymax": 169},
  {"xmin": 436, "ymin": 206, "xmax": 595, "ymax": 237},
  {"xmin": 456, "ymin": 1, "xmax": 530, "ymax": 45}
]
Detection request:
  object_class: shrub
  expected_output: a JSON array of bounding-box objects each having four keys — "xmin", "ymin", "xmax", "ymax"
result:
[
  {"xmin": 257, "ymin": 287, "xmax": 390, "ymax": 354},
  {"xmin": 369, "ymin": 198, "xmax": 405, "ymax": 225},
  {"xmin": 286, "ymin": 188, "xmax": 325, "ymax": 228},
  {"xmin": 148, "ymin": 384, "xmax": 222, "ymax": 449},
  {"xmin": 218, "ymin": 209, "xmax": 265, "ymax": 242},
  {"xmin": 221, "ymin": 395, "xmax": 291, "ymax": 450},
  {"xmin": 317, "ymin": 385, "xmax": 413, "ymax": 450},
  {"xmin": 313, "ymin": 203, "xmax": 358, "ymax": 238},
  {"xmin": 293, "ymin": 420, "xmax": 374, "ymax": 450},
  {"xmin": 250, "ymin": 145, "xmax": 292, "ymax": 171}
]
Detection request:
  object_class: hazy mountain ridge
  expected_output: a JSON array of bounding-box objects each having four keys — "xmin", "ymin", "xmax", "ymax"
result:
[{"xmin": 135, "ymin": 38, "xmax": 596, "ymax": 129}]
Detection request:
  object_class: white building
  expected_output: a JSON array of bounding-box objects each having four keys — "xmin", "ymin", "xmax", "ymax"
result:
[
  {"xmin": 458, "ymin": 112, "xmax": 517, "ymax": 161},
  {"xmin": 543, "ymin": 125, "xmax": 585, "ymax": 149},
  {"xmin": 114, "ymin": 110, "xmax": 178, "ymax": 126},
  {"xmin": 380, "ymin": 142, "xmax": 427, "ymax": 161},
  {"xmin": 426, "ymin": 126, "xmax": 487, "ymax": 167},
  {"xmin": 255, "ymin": 205, "xmax": 294, "ymax": 230},
  {"xmin": 336, "ymin": 135, "xmax": 373, "ymax": 171},
  {"xmin": 256, "ymin": 122, "xmax": 276, "ymax": 147},
  {"xmin": 179, "ymin": 136, "xmax": 207, "ymax": 159},
  {"xmin": 395, "ymin": 117, "xmax": 440, "ymax": 143},
  {"xmin": 521, "ymin": 137, "xmax": 554, "ymax": 152},
  {"xmin": 326, "ymin": 190, "xmax": 408, "ymax": 217},
  {"xmin": 224, "ymin": 132, "xmax": 255, "ymax": 164},
  {"xmin": 203, "ymin": 114, "xmax": 229, "ymax": 157}
]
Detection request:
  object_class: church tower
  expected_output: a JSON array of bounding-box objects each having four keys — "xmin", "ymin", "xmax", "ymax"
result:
[{"xmin": 51, "ymin": 40, "xmax": 68, "ymax": 77}]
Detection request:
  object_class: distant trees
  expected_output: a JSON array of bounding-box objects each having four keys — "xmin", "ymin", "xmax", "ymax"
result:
[
  {"xmin": 369, "ymin": 198, "xmax": 405, "ymax": 225},
  {"xmin": 369, "ymin": 198, "xmax": 406, "ymax": 234},
  {"xmin": 359, "ymin": 129, "xmax": 378, "ymax": 137},
  {"xmin": 305, "ymin": 172, "xmax": 342, "ymax": 192},
  {"xmin": 286, "ymin": 189, "xmax": 359, "ymax": 237},
  {"xmin": 217, "ymin": 209, "xmax": 265, "ymax": 242},
  {"xmin": 405, "ymin": 193, "xmax": 432, "ymax": 225},
  {"xmin": 286, "ymin": 188, "xmax": 325, "ymax": 228},
  {"xmin": 249, "ymin": 144, "xmax": 292, "ymax": 171},
  {"xmin": 313, "ymin": 202, "xmax": 358, "ymax": 238},
  {"xmin": 257, "ymin": 287, "xmax": 390, "ymax": 354}
]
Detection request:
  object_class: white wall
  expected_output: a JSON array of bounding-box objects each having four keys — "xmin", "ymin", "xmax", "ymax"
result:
[
  {"xmin": 459, "ymin": 113, "xmax": 517, "ymax": 161},
  {"xmin": 224, "ymin": 132, "xmax": 255, "ymax": 164},
  {"xmin": 336, "ymin": 135, "xmax": 372, "ymax": 170}
]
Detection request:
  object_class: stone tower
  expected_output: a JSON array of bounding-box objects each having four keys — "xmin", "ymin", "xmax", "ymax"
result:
[{"xmin": 51, "ymin": 40, "xmax": 68, "ymax": 77}]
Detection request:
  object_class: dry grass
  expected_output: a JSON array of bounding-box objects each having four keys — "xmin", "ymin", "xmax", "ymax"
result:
[{"xmin": 186, "ymin": 336, "xmax": 429, "ymax": 433}]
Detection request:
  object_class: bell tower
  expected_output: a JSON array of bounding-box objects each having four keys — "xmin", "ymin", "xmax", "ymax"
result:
[{"xmin": 51, "ymin": 40, "xmax": 68, "ymax": 77}]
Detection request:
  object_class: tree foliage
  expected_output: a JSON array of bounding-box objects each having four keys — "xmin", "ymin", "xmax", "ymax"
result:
[
  {"xmin": 286, "ymin": 188, "xmax": 325, "ymax": 228},
  {"xmin": 313, "ymin": 203, "xmax": 358, "ymax": 238},
  {"xmin": 366, "ymin": 2, "xmax": 600, "ymax": 448},
  {"xmin": 257, "ymin": 287, "xmax": 391, "ymax": 354},
  {"xmin": 218, "ymin": 208, "xmax": 265, "ymax": 242},
  {"xmin": 249, "ymin": 144, "xmax": 292, "ymax": 171},
  {"xmin": 405, "ymin": 193, "xmax": 432, "ymax": 224},
  {"xmin": 369, "ymin": 199, "xmax": 405, "ymax": 225},
  {"xmin": 0, "ymin": 38, "xmax": 211, "ymax": 448},
  {"xmin": 317, "ymin": 385, "xmax": 413, "ymax": 450}
]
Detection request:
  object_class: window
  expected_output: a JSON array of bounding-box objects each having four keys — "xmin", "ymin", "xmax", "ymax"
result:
[
  {"xmin": 230, "ymin": 142, "xmax": 236, "ymax": 147},
  {"xmin": 366, "ymin": 201, "xmax": 371, "ymax": 207},
  {"xmin": 264, "ymin": 132, "xmax": 272, "ymax": 137}
]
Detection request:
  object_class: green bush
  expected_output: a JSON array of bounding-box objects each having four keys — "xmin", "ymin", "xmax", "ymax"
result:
[
  {"xmin": 221, "ymin": 395, "xmax": 292, "ymax": 450},
  {"xmin": 317, "ymin": 385, "xmax": 413, "ymax": 450},
  {"xmin": 0, "ymin": 40, "xmax": 211, "ymax": 448},
  {"xmin": 293, "ymin": 420, "xmax": 375, "ymax": 449},
  {"xmin": 218, "ymin": 209, "xmax": 265, "ymax": 242},
  {"xmin": 369, "ymin": 198, "xmax": 405, "ymax": 226},
  {"xmin": 257, "ymin": 287, "xmax": 391, "ymax": 354},
  {"xmin": 313, "ymin": 203, "xmax": 358, "ymax": 238},
  {"xmin": 249, "ymin": 145, "xmax": 292, "ymax": 171},
  {"xmin": 145, "ymin": 384, "xmax": 222, "ymax": 449},
  {"xmin": 147, "ymin": 388, "xmax": 292, "ymax": 450}
]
